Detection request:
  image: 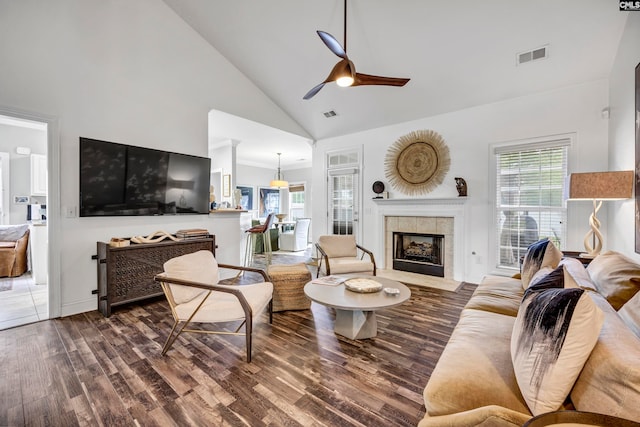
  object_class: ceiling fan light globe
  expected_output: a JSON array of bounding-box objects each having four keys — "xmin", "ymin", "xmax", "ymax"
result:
[{"xmin": 336, "ymin": 76, "xmax": 354, "ymax": 87}]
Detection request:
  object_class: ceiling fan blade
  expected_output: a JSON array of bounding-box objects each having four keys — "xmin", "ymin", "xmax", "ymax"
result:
[
  {"xmin": 353, "ymin": 73, "xmax": 410, "ymax": 87},
  {"xmin": 303, "ymin": 82, "xmax": 326, "ymax": 100},
  {"xmin": 317, "ymin": 31, "xmax": 347, "ymax": 59}
]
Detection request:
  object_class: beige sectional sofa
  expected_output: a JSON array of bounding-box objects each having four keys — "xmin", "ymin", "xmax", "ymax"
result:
[{"xmin": 419, "ymin": 250, "xmax": 640, "ymax": 427}]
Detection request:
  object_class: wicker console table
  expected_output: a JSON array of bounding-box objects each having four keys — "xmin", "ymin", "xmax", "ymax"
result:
[{"xmin": 95, "ymin": 236, "xmax": 216, "ymax": 317}]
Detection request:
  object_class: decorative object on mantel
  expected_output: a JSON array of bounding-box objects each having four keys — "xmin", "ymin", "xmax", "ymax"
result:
[
  {"xmin": 109, "ymin": 238, "xmax": 129, "ymax": 248},
  {"xmin": 455, "ymin": 177, "xmax": 467, "ymax": 197},
  {"xmin": 384, "ymin": 130, "xmax": 450, "ymax": 196},
  {"xmin": 372, "ymin": 181, "xmax": 386, "ymax": 199},
  {"xmin": 130, "ymin": 230, "xmax": 180, "ymax": 244}
]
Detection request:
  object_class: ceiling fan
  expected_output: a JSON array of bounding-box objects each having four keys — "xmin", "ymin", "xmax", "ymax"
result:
[{"xmin": 303, "ymin": 0, "xmax": 410, "ymax": 100}]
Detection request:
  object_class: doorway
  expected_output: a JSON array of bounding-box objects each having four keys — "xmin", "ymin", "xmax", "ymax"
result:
[
  {"xmin": 0, "ymin": 114, "xmax": 49, "ymax": 330},
  {"xmin": 326, "ymin": 148, "xmax": 361, "ymax": 240}
]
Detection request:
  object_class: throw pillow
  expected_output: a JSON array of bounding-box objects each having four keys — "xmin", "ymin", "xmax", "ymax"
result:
[
  {"xmin": 511, "ymin": 283, "xmax": 604, "ymax": 416},
  {"xmin": 560, "ymin": 257, "xmax": 596, "ymax": 291},
  {"xmin": 163, "ymin": 250, "xmax": 219, "ymax": 304},
  {"xmin": 521, "ymin": 239, "xmax": 563, "ymax": 289},
  {"xmin": 586, "ymin": 250, "xmax": 640, "ymax": 310},
  {"xmin": 527, "ymin": 265, "xmax": 564, "ymax": 290}
]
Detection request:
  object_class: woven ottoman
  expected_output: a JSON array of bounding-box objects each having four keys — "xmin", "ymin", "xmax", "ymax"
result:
[{"xmin": 267, "ymin": 263, "xmax": 312, "ymax": 312}]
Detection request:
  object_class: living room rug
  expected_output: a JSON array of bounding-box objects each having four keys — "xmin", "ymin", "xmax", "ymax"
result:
[{"xmin": 377, "ymin": 268, "xmax": 461, "ymax": 292}]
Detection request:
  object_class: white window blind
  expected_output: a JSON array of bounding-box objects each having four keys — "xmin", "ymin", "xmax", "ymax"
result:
[
  {"xmin": 288, "ymin": 183, "xmax": 305, "ymax": 219},
  {"xmin": 495, "ymin": 139, "xmax": 569, "ymax": 269}
]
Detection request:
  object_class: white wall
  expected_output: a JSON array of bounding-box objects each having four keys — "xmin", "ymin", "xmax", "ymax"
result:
[
  {"xmin": 0, "ymin": 0, "xmax": 310, "ymax": 316},
  {"xmin": 608, "ymin": 13, "xmax": 640, "ymax": 262},
  {"xmin": 312, "ymin": 80, "xmax": 610, "ymax": 284},
  {"xmin": 0, "ymin": 124, "xmax": 47, "ymax": 224}
]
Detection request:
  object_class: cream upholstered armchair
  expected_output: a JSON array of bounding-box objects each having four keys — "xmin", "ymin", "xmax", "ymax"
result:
[
  {"xmin": 315, "ymin": 235, "xmax": 376, "ymax": 278},
  {"xmin": 154, "ymin": 250, "xmax": 273, "ymax": 362}
]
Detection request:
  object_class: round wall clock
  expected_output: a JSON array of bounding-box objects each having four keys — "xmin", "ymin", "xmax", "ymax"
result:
[
  {"xmin": 384, "ymin": 130, "xmax": 450, "ymax": 196},
  {"xmin": 372, "ymin": 181, "xmax": 385, "ymax": 198}
]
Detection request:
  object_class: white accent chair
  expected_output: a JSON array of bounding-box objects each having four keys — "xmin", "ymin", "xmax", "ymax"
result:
[
  {"xmin": 279, "ymin": 218, "xmax": 311, "ymax": 252},
  {"xmin": 315, "ymin": 235, "xmax": 376, "ymax": 278},
  {"xmin": 154, "ymin": 250, "xmax": 273, "ymax": 362}
]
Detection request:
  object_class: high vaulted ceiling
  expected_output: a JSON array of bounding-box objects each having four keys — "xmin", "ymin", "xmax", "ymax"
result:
[{"xmin": 163, "ymin": 0, "xmax": 629, "ymax": 167}]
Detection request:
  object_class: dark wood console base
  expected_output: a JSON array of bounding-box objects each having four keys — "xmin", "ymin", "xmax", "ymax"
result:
[{"xmin": 96, "ymin": 236, "xmax": 215, "ymax": 317}]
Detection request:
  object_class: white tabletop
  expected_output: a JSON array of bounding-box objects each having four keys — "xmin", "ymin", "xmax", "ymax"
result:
[{"xmin": 304, "ymin": 276, "xmax": 411, "ymax": 311}]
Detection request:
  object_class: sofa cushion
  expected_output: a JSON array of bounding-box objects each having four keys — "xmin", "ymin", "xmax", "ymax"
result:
[
  {"xmin": 423, "ymin": 309, "xmax": 531, "ymax": 417},
  {"xmin": 586, "ymin": 250, "xmax": 640, "ymax": 310},
  {"xmin": 618, "ymin": 291, "xmax": 640, "ymax": 339},
  {"xmin": 463, "ymin": 275, "xmax": 524, "ymax": 317},
  {"xmin": 163, "ymin": 250, "xmax": 219, "ymax": 304},
  {"xmin": 570, "ymin": 292, "xmax": 640, "ymax": 422},
  {"xmin": 521, "ymin": 239, "xmax": 562, "ymax": 289},
  {"xmin": 418, "ymin": 405, "xmax": 531, "ymax": 427},
  {"xmin": 511, "ymin": 284, "xmax": 604, "ymax": 416}
]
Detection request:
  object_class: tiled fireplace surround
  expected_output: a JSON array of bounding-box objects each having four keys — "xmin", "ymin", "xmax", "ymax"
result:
[{"xmin": 374, "ymin": 198, "xmax": 467, "ymax": 281}]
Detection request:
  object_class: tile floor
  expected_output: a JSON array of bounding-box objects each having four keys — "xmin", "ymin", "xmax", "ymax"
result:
[{"xmin": 0, "ymin": 273, "xmax": 48, "ymax": 330}]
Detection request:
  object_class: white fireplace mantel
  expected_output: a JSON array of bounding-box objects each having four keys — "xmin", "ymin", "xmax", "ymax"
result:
[
  {"xmin": 372, "ymin": 197, "xmax": 467, "ymax": 206},
  {"xmin": 374, "ymin": 196, "xmax": 467, "ymax": 281}
]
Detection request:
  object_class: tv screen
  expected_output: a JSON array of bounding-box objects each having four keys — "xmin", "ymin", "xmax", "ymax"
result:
[{"xmin": 79, "ymin": 137, "xmax": 211, "ymax": 217}]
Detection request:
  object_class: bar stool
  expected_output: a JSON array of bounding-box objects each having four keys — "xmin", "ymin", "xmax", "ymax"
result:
[{"xmin": 244, "ymin": 213, "xmax": 275, "ymax": 267}]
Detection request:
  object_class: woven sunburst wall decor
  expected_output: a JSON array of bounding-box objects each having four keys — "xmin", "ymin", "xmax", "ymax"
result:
[{"xmin": 384, "ymin": 130, "xmax": 450, "ymax": 196}]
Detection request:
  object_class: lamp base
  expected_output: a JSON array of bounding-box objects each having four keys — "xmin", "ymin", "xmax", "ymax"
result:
[{"xmin": 582, "ymin": 200, "xmax": 603, "ymax": 258}]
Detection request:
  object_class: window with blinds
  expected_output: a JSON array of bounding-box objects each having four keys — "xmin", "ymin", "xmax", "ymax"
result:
[
  {"xmin": 288, "ymin": 184, "xmax": 305, "ymax": 219},
  {"xmin": 495, "ymin": 139, "xmax": 569, "ymax": 269}
]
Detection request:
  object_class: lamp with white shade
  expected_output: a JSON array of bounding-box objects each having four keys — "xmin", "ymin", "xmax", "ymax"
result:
[
  {"xmin": 270, "ymin": 153, "xmax": 289, "ymax": 188},
  {"xmin": 566, "ymin": 170, "xmax": 634, "ymax": 258}
]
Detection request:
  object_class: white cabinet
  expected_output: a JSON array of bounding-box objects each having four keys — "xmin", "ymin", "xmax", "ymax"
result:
[{"xmin": 30, "ymin": 154, "xmax": 47, "ymax": 196}]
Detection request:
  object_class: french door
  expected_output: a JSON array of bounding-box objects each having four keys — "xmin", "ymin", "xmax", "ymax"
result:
[{"xmin": 326, "ymin": 148, "xmax": 360, "ymax": 239}]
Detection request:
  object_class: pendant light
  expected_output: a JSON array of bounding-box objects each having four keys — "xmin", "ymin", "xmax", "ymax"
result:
[{"xmin": 270, "ymin": 153, "xmax": 289, "ymax": 188}]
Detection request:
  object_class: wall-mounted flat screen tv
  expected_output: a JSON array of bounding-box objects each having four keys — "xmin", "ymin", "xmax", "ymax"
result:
[{"xmin": 79, "ymin": 137, "xmax": 211, "ymax": 217}]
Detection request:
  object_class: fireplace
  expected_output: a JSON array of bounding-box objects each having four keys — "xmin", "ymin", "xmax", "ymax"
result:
[
  {"xmin": 393, "ymin": 232, "xmax": 445, "ymax": 277},
  {"xmin": 374, "ymin": 197, "xmax": 466, "ymax": 281}
]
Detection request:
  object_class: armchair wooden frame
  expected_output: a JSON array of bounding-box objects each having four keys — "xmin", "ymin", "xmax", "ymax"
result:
[
  {"xmin": 315, "ymin": 243, "xmax": 377, "ymax": 278},
  {"xmin": 154, "ymin": 264, "xmax": 272, "ymax": 363}
]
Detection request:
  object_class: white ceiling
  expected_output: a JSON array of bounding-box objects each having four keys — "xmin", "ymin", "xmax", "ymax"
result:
[{"xmin": 164, "ymin": 0, "xmax": 629, "ymax": 168}]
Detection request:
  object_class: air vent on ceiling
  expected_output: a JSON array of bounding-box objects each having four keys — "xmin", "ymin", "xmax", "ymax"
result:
[
  {"xmin": 517, "ymin": 45, "xmax": 548, "ymax": 65},
  {"xmin": 323, "ymin": 110, "xmax": 337, "ymax": 118}
]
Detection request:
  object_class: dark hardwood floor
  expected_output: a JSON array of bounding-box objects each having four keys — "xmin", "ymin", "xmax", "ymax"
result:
[{"xmin": 0, "ymin": 253, "xmax": 475, "ymax": 426}]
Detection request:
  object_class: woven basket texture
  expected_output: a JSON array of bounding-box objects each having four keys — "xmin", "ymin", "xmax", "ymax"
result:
[{"xmin": 267, "ymin": 263, "xmax": 312, "ymax": 312}]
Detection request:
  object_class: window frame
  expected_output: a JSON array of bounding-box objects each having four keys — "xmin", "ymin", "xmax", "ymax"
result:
[{"xmin": 489, "ymin": 133, "xmax": 576, "ymax": 275}]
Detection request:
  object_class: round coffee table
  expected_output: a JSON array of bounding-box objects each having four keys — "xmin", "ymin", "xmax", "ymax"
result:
[{"xmin": 304, "ymin": 276, "xmax": 411, "ymax": 339}]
